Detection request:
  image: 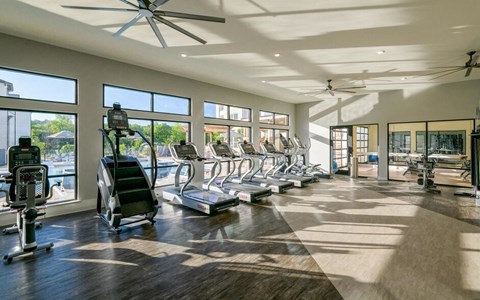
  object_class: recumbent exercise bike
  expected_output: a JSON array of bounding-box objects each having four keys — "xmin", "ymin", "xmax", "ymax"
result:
[{"xmin": 1, "ymin": 137, "xmax": 60, "ymax": 263}]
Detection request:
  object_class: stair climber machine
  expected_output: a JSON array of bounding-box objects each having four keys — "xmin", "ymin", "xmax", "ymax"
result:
[
  {"xmin": 97, "ymin": 103, "xmax": 159, "ymax": 233},
  {"xmin": 259, "ymin": 140, "xmax": 314, "ymax": 187},
  {"xmin": 237, "ymin": 141, "xmax": 294, "ymax": 193},
  {"xmin": 203, "ymin": 141, "xmax": 272, "ymax": 203},
  {"xmin": 162, "ymin": 141, "xmax": 239, "ymax": 214},
  {"xmin": 292, "ymin": 134, "xmax": 332, "ymax": 179},
  {"xmin": 278, "ymin": 134, "xmax": 317, "ymax": 182},
  {"xmin": 1, "ymin": 137, "xmax": 61, "ymax": 263}
]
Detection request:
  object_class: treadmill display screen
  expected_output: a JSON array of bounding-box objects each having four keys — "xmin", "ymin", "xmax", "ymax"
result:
[
  {"xmin": 213, "ymin": 144, "xmax": 232, "ymax": 156},
  {"xmin": 240, "ymin": 143, "xmax": 256, "ymax": 154},
  {"xmin": 279, "ymin": 135, "xmax": 289, "ymax": 147},
  {"xmin": 174, "ymin": 144, "xmax": 198, "ymax": 159},
  {"xmin": 264, "ymin": 143, "xmax": 276, "ymax": 153}
]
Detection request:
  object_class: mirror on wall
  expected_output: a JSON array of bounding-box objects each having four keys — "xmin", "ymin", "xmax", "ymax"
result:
[{"xmin": 388, "ymin": 120, "xmax": 474, "ymax": 187}]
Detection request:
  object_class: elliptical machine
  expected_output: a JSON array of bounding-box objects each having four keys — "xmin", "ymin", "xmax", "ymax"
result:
[
  {"xmin": 2, "ymin": 137, "xmax": 60, "ymax": 263},
  {"xmin": 97, "ymin": 103, "xmax": 159, "ymax": 233}
]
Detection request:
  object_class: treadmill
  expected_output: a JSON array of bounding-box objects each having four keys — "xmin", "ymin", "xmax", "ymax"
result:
[
  {"xmin": 162, "ymin": 141, "xmax": 239, "ymax": 215},
  {"xmin": 203, "ymin": 141, "xmax": 272, "ymax": 203},
  {"xmin": 260, "ymin": 140, "xmax": 314, "ymax": 187},
  {"xmin": 236, "ymin": 141, "xmax": 293, "ymax": 193}
]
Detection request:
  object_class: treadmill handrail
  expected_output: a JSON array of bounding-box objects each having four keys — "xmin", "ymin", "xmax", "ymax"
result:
[
  {"xmin": 205, "ymin": 158, "xmax": 222, "ymax": 190},
  {"xmin": 237, "ymin": 142, "xmax": 267, "ymax": 182},
  {"xmin": 168, "ymin": 142, "xmax": 202, "ymax": 196},
  {"xmin": 207, "ymin": 142, "xmax": 239, "ymax": 187},
  {"xmin": 260, "ymin": 142, "xmax": 286, "ymax": 177}
]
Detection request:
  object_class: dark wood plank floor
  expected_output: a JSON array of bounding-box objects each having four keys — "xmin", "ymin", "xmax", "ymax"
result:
[{"xmin": 0, "ymin": 198, "xmax": 342, "ymax": 300}]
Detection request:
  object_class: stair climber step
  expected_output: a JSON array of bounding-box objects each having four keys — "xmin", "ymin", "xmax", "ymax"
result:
[
  {"xmin": 117, "ymin": 188, "xmax": 154, "ymax": 204},
  {"xmin": 108, "ymin": 165, "xmax": 144, "ymax": 179},
  {"xmin": 117, "ymin": 188, "xmax": 156, "ymax": 218},
  {"xmin": 116, "ymin": 176, "xmax": 150, "ymax": 191}
]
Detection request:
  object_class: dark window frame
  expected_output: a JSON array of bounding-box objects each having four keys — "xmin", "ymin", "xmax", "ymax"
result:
[
  {"xmin": 103, "ymin": 84, "xmax": 191, "ymax": 116},
  {"xmin": 259, "ymin": 110, "xmax": 289, "ymax": 126},
  {"xmin": 0, "ymin": 66, "xmax": 78, "ymax": 105},
  {"xmin": 204, "ymin": 101, "xmax": 252, "ymax": 122},
  {"xmin": 0, "ymin": 108, "xmax": 78, "ymax": 209}
]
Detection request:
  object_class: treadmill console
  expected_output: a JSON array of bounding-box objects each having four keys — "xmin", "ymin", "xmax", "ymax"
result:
[
  {"xmin": 279, "ymin": 135, "xmax": 290, "ymax": 148},
  {"xmin": 263, "ymin": 143, "xmax": 277, "ymax": 153},
  {"xmin": 107, "ymin": 103, "xmax": 129, "ymax": 130},
  {"xmin": 240, "ymin": 143, "xmax": 257, "ymax": 155},
  {"xmin": 173, "ymin": 144, "xmax": 198, "ymax": 160},
  {"xmin": 8, "ymin": 137, "xmax": 41, "ymax": 173},
  {"xmin": 212, "ymin": 143, "xmax": 233, "ymax": 157}
]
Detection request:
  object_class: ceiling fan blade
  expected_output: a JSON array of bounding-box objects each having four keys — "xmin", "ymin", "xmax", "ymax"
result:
[
  {"xmin": 430, "ymin": 68, "xmax": 465, "ymax": 80},
  {"xmin": 335, "ymin": 90, "xmax": 356, "ymax": 94},
  {"xmin": 335, "ymin": 85, "xmax": 366, "ymax": 90},
  {"xmin": 114, "ymin": 13, "xmax": 143, "ymax": 36},
  {"xmin": 418, "ymin": 67, "xmax": 464, "ymax": 78},
  {"xmin": 117, "ymin": 0, "xmax": 139, "ymax": 9},
  {"xmin": 303, "ymin": 91, "xmax": 324, "ymax": 96},
  {"xmin": 470, "ymin": 54, "xmax": 479, "ymax": 66},
  {"xmin": 146, "ymin": 17, "xmax": 168, "ymax": 48},
  {"xmin": 465, "ymin": 67, "xmax": 473, "ymax": 77},
  {"xmin": 153, "ymin": 16, "xmax": 207, "ymax": 44},
  {"xmin": 154, "ymin": 11, "xmax": 226, "ymax": 23},
  {"xmin": 328, "ymin": 90, "xmax": 335, "ymax": 96},
  {"xmin": 61, "ymin": 5, "xmax": 137, "ymax": 12},
  {"xmin": 428, "ymin": 66, "xmax": 463, "ymax": 69},
  {"xmin": 149, "ymin": 0, "xmax": 170, "ymax": 11}
]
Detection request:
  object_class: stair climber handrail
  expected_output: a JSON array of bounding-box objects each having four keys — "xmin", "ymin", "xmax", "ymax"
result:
[
  {"xmin": 134, "ymin": 130, "xmax": 157, "ymax": 189},
  {"xmin": 99, "ymin": 128, "xmax": 119, "ymax": 197}
]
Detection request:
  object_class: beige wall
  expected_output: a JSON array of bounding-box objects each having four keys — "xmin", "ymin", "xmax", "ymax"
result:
[
  {"xmin": 0, "ymin": 33, "xmax": 295, "ymax": 225},
  {"xmin": 296, "ymin": 80, "xmax": 480, "ymax": 180}
]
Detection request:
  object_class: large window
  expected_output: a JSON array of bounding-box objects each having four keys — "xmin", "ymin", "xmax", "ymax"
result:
[
  {"xmin": 104, "ymin": 85, "xmax": 190, "ymax": 115},
  {"xmin": 103, "ymin": 117, "xmax": 190, "ymax": 187},
  {"xmin": 0, "ymin": 110, "xmax": 77, "ymax": 208},
  {"xmin": 204, "ymin": 101, "xmax": 251, "ymax": 121},
  {"xmin": 0, "ymin": 67, "xmax": 77, "ymax": 104},
  {"xmin": 204, "ymin": 124, "xmax": 252, "ymax": 179},
  {"xmin": 259, "ymin": 111, "xmax": 289, "ymax": 126},
  {"xmin": 260, "ymin": 128, "xmax": 289, "ymax": 152}
]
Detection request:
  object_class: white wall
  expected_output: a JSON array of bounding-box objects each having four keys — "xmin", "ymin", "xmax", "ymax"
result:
[
  {"xmin": 296, "ymin": 80, "xmax": 480, "ymax": 180},
  {"xmin": 0, "ymin": 33, "xmax": 295, "ymax": 225}
]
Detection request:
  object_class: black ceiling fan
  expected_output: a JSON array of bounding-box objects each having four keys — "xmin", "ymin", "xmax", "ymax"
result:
[
  {"xmin": 303, "ymin": 79, "xmax": 366, "ymax": 97},
  {"xmin": 321, "ymin": 79, "xmax": 366, "ymax": 96},
  {"xmin": 62, "ymin": 0, "xmax": 226, "ymax": 48},
  {"xmin": 423, "ymin": 51, "xmax": 480, "ymax": 79}
]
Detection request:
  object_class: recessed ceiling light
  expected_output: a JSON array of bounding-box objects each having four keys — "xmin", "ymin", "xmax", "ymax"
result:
[
  {"xmin": 401, "ymin": 77, "xmax": 407, "ymax": 80},
  {"xmin": 377, "ymin": 50, "xmax": 386, "ymax": 55},
  {"xmin": 181, "ymin": 53, "xmax": 188, "ymax": 58},
  {"xmin": 274, "ymin": 53, "xmax": 281, "ymax": 57},
  {"xmin": 262, "ymin": 80, "xmax": 267, "ymax": 83}
]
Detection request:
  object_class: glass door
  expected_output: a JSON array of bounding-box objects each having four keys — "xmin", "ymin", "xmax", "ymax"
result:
[
  {"xmin": 331, "ymin": 126, "xmax": 352, "ymax": 175},
  {"xmin": 355, "ymin": 124, "xmax": 379, "ymax": 178}
]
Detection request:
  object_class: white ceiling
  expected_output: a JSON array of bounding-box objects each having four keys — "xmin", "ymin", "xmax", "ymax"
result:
[{"xmin": 1, "ymin": 0, "xmax": 480, "ymax": 104}]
